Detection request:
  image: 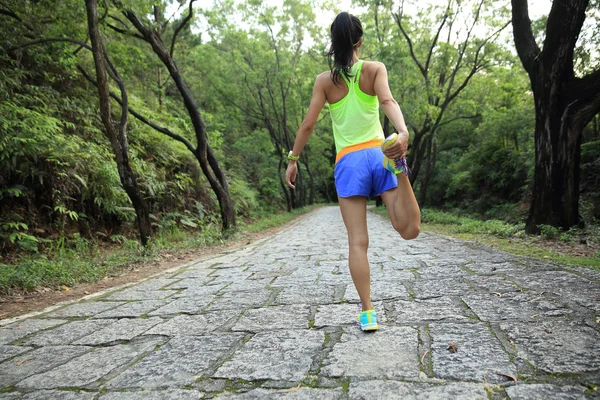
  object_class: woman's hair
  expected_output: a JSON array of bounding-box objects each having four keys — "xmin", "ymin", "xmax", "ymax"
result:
[{"xmin": 327, "ymin": 12, "xmax": 363, "ymax": 85}]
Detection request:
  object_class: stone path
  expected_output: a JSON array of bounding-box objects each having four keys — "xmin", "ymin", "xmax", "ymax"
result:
[{"xmin": 1, "ymin": 206, "xmax": 599, "ymax": 399}]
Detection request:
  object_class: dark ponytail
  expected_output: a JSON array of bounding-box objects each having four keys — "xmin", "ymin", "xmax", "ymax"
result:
[{"xmin": 327, "ymin": 12, "xmax": 363, "ymax": 85}]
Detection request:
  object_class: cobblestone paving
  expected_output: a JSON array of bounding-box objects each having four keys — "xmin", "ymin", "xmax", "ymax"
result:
[{"xmin": 1, "ymin": 207, "xmax": 599, "ymax": 399}]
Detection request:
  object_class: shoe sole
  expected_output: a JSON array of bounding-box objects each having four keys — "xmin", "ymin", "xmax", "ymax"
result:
[{"xmin": 361, "ymin": 323, "xmax": 379, "ymax": 331}]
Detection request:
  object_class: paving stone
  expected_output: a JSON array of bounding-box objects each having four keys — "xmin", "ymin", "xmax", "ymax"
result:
[
  {"xmin": 215, "ymin": 330, "xmax": 324, "ymax": 381},
  {"xmin": 169, "ymin": 281, "xmax": 227, "ymax": 297},
  {"xmin": 409, "ymin": 263, "xmax": 465, "ymax": 280},
  {"xmin": 214, "ymin": 387, "xmax": 343, "ymax": 399},
  {"xmin": 392, "ymin": 297, "xmax": 470, "ymax": 323},
  {"xmin": 145, "ymin": 312, "xmax": 237, "ymax": 336},
  {"xmin": 0, "ymin": 393, "xmax": 21, "ymax": 399},
  {"xmin": 170, "ymin": 267, "xmax": 213, "ymax": 279},
  {"xmin": 21, "ymin": 390, "xmax": 97, "ymax": 399},
  {"xmin": 553, "ymin": 286, "xmax": 600, "ymax": 312},
  {"xmin": 464, "ymin": 262, "xmax": 524, "ymax": 275},
  {"xmin": 99, "ymin": 389, "xmax": 204, "ymax": 399},
  {"xmin": 21, "ymin": 319, "xmax": 114, "ymax": 346},
  {"xmin": 314, "ymin": 302, "xmax": 385, "ymax": 327},
  {"xmin": 0, "ymin": 345, "xmax": 32, "ymax": 363},
  {"xmin": 247, "ymin": 267, "xmax": 297, "ymax": 280},
  {"xmin": 0, "ymin": 319, "xmax": 67, "ymax": 344},
  {"xmin": 73, "ymin": 318, "xmax": 162, "ymax": 345},
  {"xmin": 206, "ymin": 289, "xmax": 273, "ymax": 311},
  {"xmin": 500, "ymin": 321, "xmax": 600, "ymax": 373},
  {"xmin": 206, "ymin": 269, "xmax": 252, "ymax": 286},
  {"xmin": 224, "ymin": 279, "xmax": 272, "ymax": 291},
  {"xmin": 0, "ymin": 345, "xmax": 91, "ymax": 388},
  {"xmin": 506, "ymin": 271, "xmax": 598, "ymax": 294},
  {"xmin": 463, "ymin": 293, "xmax": 572, "ymax": 322},
  {"xmin": 93, "ymin": 300, "xmax": 172, "ymax": 318},
  {"xmin": 106, "ymin": 335, "xmax": 242, "ymax": 388},
  {"xmin": 312, "ymin": 272, "xmax": 351, "ymax": 286},
  {"xmin": 128, "ymin": 278, "xmax": 180, "ymax": 291},
  {"xmin": 47, "ymin": 302, "xmax": 124, "ymax": 318},
  {"xmin": 348, "ymin": 380, "xmax": 488, "ymax": 399},
  {"xmin": 466, "ymin": 275, "xmax": 522, "ymax": 293},
  {"xmin": 271, "ymin": 272, "xmax": 320, "ymax": 286},
  {"xmin": 411, "ymin": 278, "xmax": 475, "ymax": 299},
  {"xmin": 147, "ymin": 296, "xmax": 216, "ymax": 316},
  {"xmin": 231, "ymin": 305, "xmax": 310, "ymax": 332},
  {"xmin": 273, "ymin": 285, "xmax": 339, "ymax": 305},
  {"xmin": 321, "ymin": 326, "xmax": 419, "ymax": 379},
  {"xmin": 504, "ymin": 384, "xmax": 588, "ymax": 400},
  {"xmin": 104, "ymin": 289, "xmax": 178, "ymax": 301},
  {"xmin": 343, "ymin": 279, "xmax": 410, "ymax": 302},
  {"xmin": 429, "ymin": 322, "xmax": 516, "ymax": 383},
  {"xmin": 16, "ymin": 338, "xmax": 161, "ymax": 389}
]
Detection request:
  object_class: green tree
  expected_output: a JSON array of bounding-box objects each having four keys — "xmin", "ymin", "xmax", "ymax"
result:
[{"xmin": 391, "ymin": 0, "xmax": 510, "ymax": 203}]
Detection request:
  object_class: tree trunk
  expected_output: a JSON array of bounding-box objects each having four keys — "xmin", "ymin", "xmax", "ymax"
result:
[
  {"xmin": 124, "ymin": 10, "xmax": 236, "ymax": 230},
  {"xmin": 526, "ymin": 80, "xmax": 586, "ymax": 231},
  {"xmin": 407, "ymin": 130, "xmax": 430, "ymax": 185},
  {"xmin": 85, "ymin": 0, "xmax": 152, "ymax": 246},
  {"xmin": 419, "ymin": 135, "xmax": 437, "ymax": 205},
  {"xmin": 511, "ymin": 0, "xmax": 600, "ymax": 233}
]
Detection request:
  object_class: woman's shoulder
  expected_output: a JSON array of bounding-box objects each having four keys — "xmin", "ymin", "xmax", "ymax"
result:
[
  {"xmin": 362, "ymin": 60, "xmax": 385, "ymax": 70},
  {"xmin": 314, "ymin": 71, "xmax": 334, "ymax": 87}
]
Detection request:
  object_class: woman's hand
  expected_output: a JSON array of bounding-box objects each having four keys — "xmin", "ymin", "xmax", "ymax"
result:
[
  {"xmin": 382, "ymin": 131, "xmax": 409, "ymax": 159},
  {"xmin": 286, "ymin": 161, "xmax": 297, "ymax": 189}
]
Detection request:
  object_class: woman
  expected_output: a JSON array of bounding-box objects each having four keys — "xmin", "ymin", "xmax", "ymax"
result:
[{"xmin": 285, "ymin": 12, "xmax": 421, "ymax": 332}]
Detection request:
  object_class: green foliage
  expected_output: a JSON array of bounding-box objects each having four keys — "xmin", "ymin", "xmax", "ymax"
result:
[
  {"xmin": 538, "ymin": 224, "xmax": 560, "ymax": 240},
  {"xmin": 419, "ymin": 209, "xmax": 524, "ymax": 238}
]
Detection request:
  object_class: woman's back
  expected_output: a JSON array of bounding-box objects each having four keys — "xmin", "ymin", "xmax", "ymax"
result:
[{"xmin": 318, "ymin": 60, "xmax": 381, "ymax": 105}]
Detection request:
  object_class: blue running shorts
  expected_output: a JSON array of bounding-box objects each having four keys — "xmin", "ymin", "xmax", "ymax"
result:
[{"xmin": 334, "ymin": 147, "xmax": 398, "ymax": 198}]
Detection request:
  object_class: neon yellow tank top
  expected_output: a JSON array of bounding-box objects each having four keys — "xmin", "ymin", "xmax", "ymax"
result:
[{"xmin": 329, "ymin": 60, "xmax": 384, "ymax": 155}]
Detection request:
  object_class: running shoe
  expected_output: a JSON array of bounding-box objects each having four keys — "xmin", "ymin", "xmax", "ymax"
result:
[
  {"xmin": 357, "ymin": 309, "xmax": 379, "ymax": 331},
  {"xmin": 381, "ymin": 133, "xmax": 409, "ymax": 176}
]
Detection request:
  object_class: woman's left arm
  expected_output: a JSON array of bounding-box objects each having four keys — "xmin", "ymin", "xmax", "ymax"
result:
[{"xmin": 286, "ymin": 76, "xmax": 327, "ymax": 189}]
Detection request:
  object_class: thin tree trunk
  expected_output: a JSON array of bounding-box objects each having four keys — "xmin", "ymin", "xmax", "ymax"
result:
[
  {"xmin": 419, "ymin": 135, "xmax": 437, "ymax": 205},
  {"xmin": 84, "ymin": 0, "xmax": 152, "ymax": 246},
  {"xmin": 124, "ymin": 10, "xmax": 236, "ymax": 230}
]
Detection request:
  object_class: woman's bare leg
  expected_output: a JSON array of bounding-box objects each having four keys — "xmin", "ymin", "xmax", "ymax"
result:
[
  {"xmin": 338, "ymin": 195, "xmax": 373, "ymax": 311},
  {"xmin": 380, "ymin": 175, "xmax": 421, "ymax": 239}
]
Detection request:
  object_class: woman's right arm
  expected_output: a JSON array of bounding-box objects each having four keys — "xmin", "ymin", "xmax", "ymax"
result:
[
  {"xmin": 285, "ymin": 75, "xmax": 327, "ymax": 189},
  {"xmin": 373, "ymin": 62, "xmax": 409, "ymax": 159}
]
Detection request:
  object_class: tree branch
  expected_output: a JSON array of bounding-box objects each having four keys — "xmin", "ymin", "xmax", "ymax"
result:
[
  {"xmin": 106, "ymin": 22, "xmax": 145, "ymax": 40},
  {"xmin": 78, "ymin": 65, "xmax": 197, "ymax": 155},
  {"xmin": 437, "ymin": 113, "xmax": 481, "ymax": 128},
  {"xmin": 542, "ymin": 0, "xmax": 588, "ymax": 79},
  {"xmin": 170, "ymin": 0, "xmax": 196, "ymax": 58},
  {"xmin": 511, "ymin": 0, "xmax": 540, "ymax": 74},
  {"xmin": 424, "ymin": 8, "xmax": 449, "ymax": 75},
  {"xmin": 8, "ymin": 37, "xmax": 92, "ymax": 52},
  {"xmin": 392, "ymin": 7, "xmax": 426, "ymax": 78}
]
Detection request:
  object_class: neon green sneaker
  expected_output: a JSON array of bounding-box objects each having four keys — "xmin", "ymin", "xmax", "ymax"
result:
[
  {"xmin": 381, "ymin": 133, "xmax": 409, "ymax": 176},
  {"xmin": 357, "ymin": 309, "xmax": 379, "ymax": 331}
]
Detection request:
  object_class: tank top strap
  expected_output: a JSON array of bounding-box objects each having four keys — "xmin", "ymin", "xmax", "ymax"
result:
[
  {"xmin": 340, "ymin": 60, "xmax": 363, "ymax": 88},
  {"xmin": 353, "ymin": 60, "xmax": 364, "ymax": 85}
]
